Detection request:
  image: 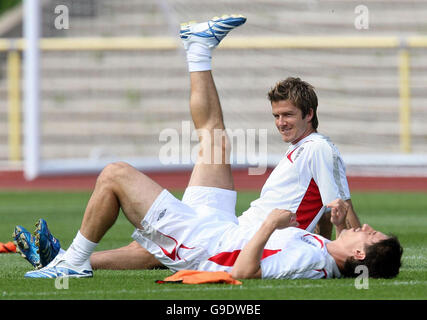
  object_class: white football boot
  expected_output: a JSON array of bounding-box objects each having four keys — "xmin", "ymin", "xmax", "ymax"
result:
[{"xmin": 24, "ymin": 254, "xmax": 93, "ymax": 278}]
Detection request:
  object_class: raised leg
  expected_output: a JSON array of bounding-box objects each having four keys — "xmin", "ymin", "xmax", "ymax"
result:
[
  {"xmin": 180, "ymin": 15, "xmax": 246, "ymax": 190},
  {"xmin": 187, "ymin": 71, "xmax": 234, "ymax": 190}
]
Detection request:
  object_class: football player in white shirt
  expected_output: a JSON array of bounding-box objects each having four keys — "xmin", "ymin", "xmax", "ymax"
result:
[
  {"xmin": 230, "ymin": 200, "xmax": 402, "ymax": 279},
  {"xmin": 24, "ymin": 166, "xmax": 403, "ymax": 279},
  {"xmin": 237, "ymin": 78, "xmax": 360, "ymax": 236},
  {"xmin": 89, "ymin": 14, "xmax": 361, "ymax": 269},
  {"xmin": 19, "ymin": 15, "xmax": 386, "ymax": 277}
]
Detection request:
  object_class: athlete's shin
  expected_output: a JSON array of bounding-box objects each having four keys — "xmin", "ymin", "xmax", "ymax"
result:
[{"xmin": 79, "ymin": 163, "xmax": 122, "ymax": 243}]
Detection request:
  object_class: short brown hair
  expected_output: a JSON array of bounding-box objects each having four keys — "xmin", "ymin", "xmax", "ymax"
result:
[
  {"xmin": 267, "ymin": 77, "xmax": 319, "ymax": 130},
  {"xmin": 341, "ymin": 235, "xmax": 403, "ymax": 279}
]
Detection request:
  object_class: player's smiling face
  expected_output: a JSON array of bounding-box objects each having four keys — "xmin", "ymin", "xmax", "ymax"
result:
[{"xmin": 272, "ymin": 100, "xmax": 314, "ymax": 144}]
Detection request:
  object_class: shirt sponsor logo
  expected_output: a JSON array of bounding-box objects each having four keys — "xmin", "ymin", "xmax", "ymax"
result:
[
  {"xmin": 157, "ymin": 209, "xmax": 167, "ymax": 221},
  {"xmin": 301, "ymin": 234, "xmax": 324, "ymax": 248}
]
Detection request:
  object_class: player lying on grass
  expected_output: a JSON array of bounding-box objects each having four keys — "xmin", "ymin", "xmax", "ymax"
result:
[
  {"xmin": 17, "ymin": 197, "xmax": 401, "ymax": 279},
  {"xmin": 14, "ymin": 15, "xmax": 402, "ymax": 279},
  {"xmin": 21, "ymin": 13, "xmax": 360, "ymax": 271}
]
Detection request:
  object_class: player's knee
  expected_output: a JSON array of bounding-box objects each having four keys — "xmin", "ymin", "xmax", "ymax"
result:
[
  {"xmin": 126, "ymin": 241, "xmax": 143, "ymax": 249},
  {"xmin": 98, "ymin": 161, "xmax": 135, "ymax": 186}
]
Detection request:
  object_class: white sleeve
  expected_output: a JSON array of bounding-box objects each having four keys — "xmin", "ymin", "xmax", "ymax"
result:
[
  {"xmin": 309, "ymin": 142, "xmax": 351, "ymax": 205},
  {"xmin": 260, "ymin": 246, "xmax": 326, "ymax": 279}
]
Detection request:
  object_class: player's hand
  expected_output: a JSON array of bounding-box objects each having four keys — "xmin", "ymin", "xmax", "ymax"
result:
[
  {"xmin": 267, "ymin": 209, "xmax": 299, "ymax": 230},
  {"xmin": 327, "ymin": 199, "xmax": 349, "ymax": 227}
]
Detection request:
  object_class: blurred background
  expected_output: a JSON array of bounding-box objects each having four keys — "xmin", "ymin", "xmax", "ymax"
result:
[{"xmin": 1, "ymin": 0, "xmax": 427, "ymax": 188}]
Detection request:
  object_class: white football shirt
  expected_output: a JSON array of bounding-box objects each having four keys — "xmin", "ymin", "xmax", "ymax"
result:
[
  {"xmin": 238, "ymin": 132, "xmax": 350, "ymax": 232},
  {"xmin": 198, "ymin": 226, "xmax": 341, "ymax": 279},
  {"xmin": 132, "ymin": 189, "xmax": 341, "ymax": 279}
]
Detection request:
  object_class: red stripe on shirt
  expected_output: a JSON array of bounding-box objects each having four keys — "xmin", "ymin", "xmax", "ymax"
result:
[
  {"xmin": 208, "ymin": 249, "xmax": 281, "ymax": 267},
  {"xmin": 315, "ymin": 268, "xmax": 328, "ymax": 278},
  {"xmin": 296, "ymin": 178, "xmax": 323, "ymax": 230},
  {"xmin": 303, "ymin": 234, "xmax": 324, "ymax": 248},
  {"xmin": 286, "ymin": 148, "xmax": 297, "ymax": 163},
  {"xmin": 286, "ymin": 140, "xmax": 313, "ymax": 163}
]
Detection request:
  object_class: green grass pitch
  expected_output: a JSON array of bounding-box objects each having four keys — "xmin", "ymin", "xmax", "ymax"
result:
[{"xmin": 0, "ymin": 190, "xmax": 426, "ymax": 300}]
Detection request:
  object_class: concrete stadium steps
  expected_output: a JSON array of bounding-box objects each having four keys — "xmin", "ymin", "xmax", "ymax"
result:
[
  {"xmin": 1, "ymin": 131, "xmax": 426, "ymax": 160},
  {"xmin": 47, "ymin": 0, "xmax": 427, "ymax": 37},
  {"xmin": 2, "ymin": 72, "xmax": 427, "ymax": 99},
  {"xmin": 1, "ymin": 130, "xmax": 427, "ymax": 160},
  {"xmin": 1, "ymin": 0, "xmax": 427, "ymax": 163},
  {"xmin": 3, "ymin": 93, "xmax": 427, "ymax": 124},
  {"xmin": 39, "ymin": 143, "xmax": 163, "ymax": 159},
  {"xmin": 13, "ymin": 50, "xmax": 410, "ymax": 72},
  {"xmin": 1, "ymin": 47, "xmax": 426, "ymax": 107},
  {"xmin": 2, "ymin": 48, "xmax": 426, "ymax": 97},
  {"xmin": 1, "ymin": 93, "xmax": 427, "ymax": 119},
  {"xmin": 33, "ymin": 49, "xmax": 418, "ymax": 69},
  {"xmin": 1, "ymin": 48, "xmax": 424, "ymax": 81},
  {"xmin": 34, "ymin": 75, "xmax": 420, "ymax": 93},
  {"xmin": 3, "ymin": 90, "xmax": 426, "ymax": 109},
  {"xmin": 3, "ymin": 48, "xmax": 426, "ymax": 76},
  {"xmin": 1, "ymin": 107, "xmax": 427, "ymax": 137}
]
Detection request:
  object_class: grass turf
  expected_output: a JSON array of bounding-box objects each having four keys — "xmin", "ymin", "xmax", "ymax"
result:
[{"xmin": 0, "ymin": 190, "xmax": 426, "ymax": 300}]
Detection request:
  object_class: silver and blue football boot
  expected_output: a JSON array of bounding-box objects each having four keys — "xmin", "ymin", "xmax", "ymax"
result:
[
  {"xmin": 180, "ymin": 14, "xmax": 247, "ymax": 50},
  {"xmin": 34, "ymin": 218, "xmax": 61, "ymax": 267},
  {"xmin": 12, "ymin": 225, "xmax": 41, "ymax": 268}
]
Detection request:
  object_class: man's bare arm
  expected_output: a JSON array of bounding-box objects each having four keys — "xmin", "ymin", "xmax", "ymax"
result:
[
  {"xmin": 327, "ymin": 199, "xmax": 350, "ymax": 239},
  {"xmin": 231, "ymin": 209, "xmax": 298, "ymax": 279},
  {"xmin": 345, "ymin": 199, "xmax": 361, "ymax": 229}
]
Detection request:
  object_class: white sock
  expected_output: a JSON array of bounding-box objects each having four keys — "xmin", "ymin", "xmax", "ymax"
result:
[
  {"xmin": 62, "ymin": 230, "xmax": 97, "ymax": 266},
  {"xmin": 186, "ymin": 42, "xmax": 212, "ymax": 72}
]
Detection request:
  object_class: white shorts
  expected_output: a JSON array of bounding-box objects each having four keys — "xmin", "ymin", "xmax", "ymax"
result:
[{"xmin": 131, "ymin": 186, "xmax": 238, "ymax": 272}]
